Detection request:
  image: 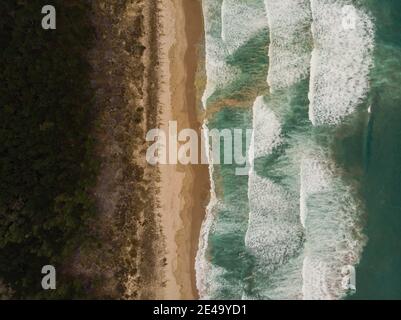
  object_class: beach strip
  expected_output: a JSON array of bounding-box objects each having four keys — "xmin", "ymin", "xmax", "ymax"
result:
[{"xmin": 157, "ymin": 0, "xmax": 208, "ymax": 299}]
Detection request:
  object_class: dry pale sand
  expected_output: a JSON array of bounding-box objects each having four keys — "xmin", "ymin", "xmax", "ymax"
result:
[{"xmin": 157, "ymin": 0, "xmax": 209, "ymax": 299}]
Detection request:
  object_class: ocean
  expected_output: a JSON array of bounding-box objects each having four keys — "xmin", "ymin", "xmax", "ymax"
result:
[{"xmin": 196, "ymin": 0, "xmax": 401, "ymax": 300}]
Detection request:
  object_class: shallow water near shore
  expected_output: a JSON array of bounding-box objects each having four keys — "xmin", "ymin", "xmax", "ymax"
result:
[{"xmin": 197, "ymin": 0, "xmax": 401, "ymax": 300}]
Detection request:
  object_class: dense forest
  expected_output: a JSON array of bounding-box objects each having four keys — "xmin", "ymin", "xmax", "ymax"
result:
[{"xmin": 0, "ymin": 1, "xmax": 97, "ymax": 298}]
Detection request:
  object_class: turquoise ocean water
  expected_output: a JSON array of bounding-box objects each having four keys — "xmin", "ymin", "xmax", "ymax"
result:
[{"xmin": 196, "ymin": 0, "xmax": 401, "ymax": 300}]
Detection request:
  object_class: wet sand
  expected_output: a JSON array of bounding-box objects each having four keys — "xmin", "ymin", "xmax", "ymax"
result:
[{"xmin": 157, "ymin": 0, "xmax": 208, "ymax": 299}]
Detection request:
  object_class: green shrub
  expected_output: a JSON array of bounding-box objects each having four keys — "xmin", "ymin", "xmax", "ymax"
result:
[{"xmin": 0, "ymin": 1, "xmax": 96, "ymax": 299}]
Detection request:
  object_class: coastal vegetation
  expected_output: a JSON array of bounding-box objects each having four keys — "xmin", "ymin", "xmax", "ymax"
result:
[
  {"xmin": 2, "ymin": 0, "xmax": 196, "ymax": 300},
  {"xmin": 0, "ymin": 1, "xmax": 96, "ymax": 298}
]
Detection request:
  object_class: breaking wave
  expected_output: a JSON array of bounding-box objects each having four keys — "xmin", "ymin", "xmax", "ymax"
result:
[
  {"xmin": 197, "ymin": 0, "xmax": 373, "ymax": 300},
  {"xmin": 308, "ymin": 0, "xmax": 374, "ymax": 125},
  {"xmin": 264, "ymin": 0, "xmax": 313, "ymax": 91}
]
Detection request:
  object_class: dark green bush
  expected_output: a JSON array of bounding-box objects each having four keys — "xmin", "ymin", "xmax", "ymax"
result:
[{"xmin": 0, "ymin": 1, "xmax": 96, "ymax": 299}]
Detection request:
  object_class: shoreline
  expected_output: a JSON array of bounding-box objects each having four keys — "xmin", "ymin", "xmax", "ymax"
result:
[
  {"xmin": 79, "ymin": 0, "xmax": 207, "ymax": 299},
  {"xmin": 180, "ymin": 0, "xmax": 209, "ymax": 299},
  {"xmin": 157, "ymin": 0, "xmax": 208, "ymax": 299}
]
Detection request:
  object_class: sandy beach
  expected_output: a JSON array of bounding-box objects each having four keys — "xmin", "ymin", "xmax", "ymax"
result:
[
  {"xmin": 80, "ymin": 0, "xmax": 207, "ymax": 299},
  {"xmin": 157, "ymin": 0, "xmax": 208, "ymax": 299}
]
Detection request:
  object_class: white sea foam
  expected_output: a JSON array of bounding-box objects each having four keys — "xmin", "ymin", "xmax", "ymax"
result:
[
  {"xmin": 251, "ymin": 96, "xmax": 282, "ymax": 160},
  {"xmin": 195, "ymin": 121, "xmax": 219, "ymax": 299},
  {"xmin": 196, "ymin": 119, "xmax": 250, "ymax": 299},
  {"xmin": 245, "ymin": 161, "xmax": 305, "ymax": 299},
  {"xmin": 199, "ymin": 0, "xmax": 371, "ymax": 301},
  {"xmin": 299, "ymin": 155, "xmax": 331, "ymax": 228},
  {"xmin": 260, "ymin": 253, "xmax": 304, "ymax": 300},
  {"xmin": 198, "ymin": 1, "xmax": 271, "ymax": 299},
  {"xmin": 202, "ymin": 0, "xmax": 270, "ymax": 107},
  {"xmin": 246, "ymin": 123, "xmax": 366, "ymax": 300},
  {"xmin": 301, "ymin": 0, "xmax": 373, "ymax": 299},
  {"xmin": 300, "ymin": 151, "xmax": 367, "ymax": 300},
  {"xmin": 264, "ymin": 0, "xmax": 312, "ymax": 91},
  {"xmin": 221, "ymin": 0, "xmax": 268, "ymax": 55},
  {"xmin": 202, "ymin": 0, "xmax": 238, "ymax": 108},
  {"xmin": 302, "ymin": 256, "xmax": 332, "ymax": 299},
  {"xmin": 244, "ymin": 95, "xmax": 304, "ymax": 299},
  {"xmin": 245, "ymin": 172, "xmax": 304, "ymax": 271},
  {"xmin": 308, "ymin": 0, "xmax": 374, "ymax": 125}
]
